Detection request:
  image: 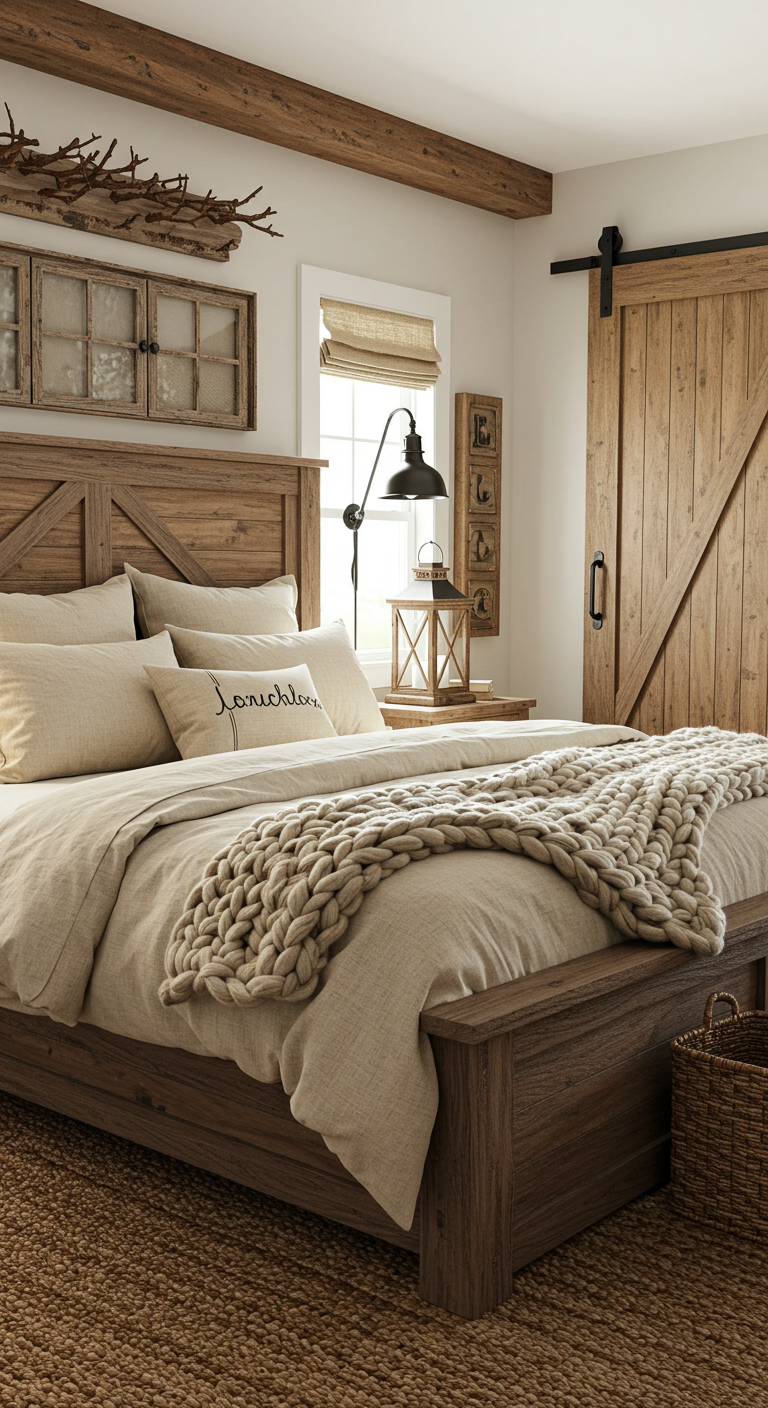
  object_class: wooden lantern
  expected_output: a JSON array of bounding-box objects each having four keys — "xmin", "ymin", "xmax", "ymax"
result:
[{"xmin": 386, "ymin": 544, "xmax": 475, "ymax": 706}]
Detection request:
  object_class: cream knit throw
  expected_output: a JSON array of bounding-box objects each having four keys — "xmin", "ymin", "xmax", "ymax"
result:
[{"xmin": 160, "ymin": 727, "xmax": 768, "ymax": 1008}]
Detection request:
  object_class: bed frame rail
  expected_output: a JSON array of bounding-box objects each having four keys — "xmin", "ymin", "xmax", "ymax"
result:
[{"xmin": 0, "ymin": 898, "xmax": 765, "ymax": 1320}]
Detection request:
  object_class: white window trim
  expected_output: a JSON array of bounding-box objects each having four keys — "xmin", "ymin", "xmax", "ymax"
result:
[{"xmin": 299, "ymin": 265, "xmax": 451, "ymax": 688}]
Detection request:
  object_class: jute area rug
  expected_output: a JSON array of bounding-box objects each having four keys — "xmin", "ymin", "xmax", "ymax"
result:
[{"xmin": 0, "ymin": 1094, "xmax": 764, "ymax": 1408}]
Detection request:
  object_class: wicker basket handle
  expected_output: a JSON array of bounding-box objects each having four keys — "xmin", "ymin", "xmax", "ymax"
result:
[{"xmin": 703, "ymin": 991, "xmax": 740, "ymax": 1030}]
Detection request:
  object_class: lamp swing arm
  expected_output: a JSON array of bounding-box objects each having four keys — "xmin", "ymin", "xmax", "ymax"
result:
[
  {"xmin": 340, "ymin": 404, "xmax": 447, "ymax": 649},
  {"xmin": 342, "ymin": 407, "xmax": 415, "ymax": 532}
]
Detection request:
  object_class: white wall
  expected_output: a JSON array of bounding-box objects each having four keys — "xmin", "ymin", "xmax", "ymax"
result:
[
  {"xmin": 513, "ymin": 132, "xmax": 768, "ymax": 720},
  {"xmin": 0, "ymin": 59, "xmax": 516, "ymax": 687},
  {"xmin": 9, "ymin": 63, "xmax": 768, "ymax": 718}
]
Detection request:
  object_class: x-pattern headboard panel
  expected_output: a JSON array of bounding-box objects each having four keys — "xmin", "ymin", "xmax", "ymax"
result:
[{"xmin": 0, "ymin": 432, "xmax": 323, "ymax": 629}]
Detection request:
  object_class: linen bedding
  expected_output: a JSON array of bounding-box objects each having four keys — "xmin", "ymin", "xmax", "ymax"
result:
[{"xmin": 2, "ymin": 718, "xmax": 768, "ymax": 1230}]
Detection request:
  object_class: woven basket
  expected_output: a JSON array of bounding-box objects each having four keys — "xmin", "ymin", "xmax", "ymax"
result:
[{"xmin": 671, "ymin": 991, "xmax": 768, "ymax": 1237}]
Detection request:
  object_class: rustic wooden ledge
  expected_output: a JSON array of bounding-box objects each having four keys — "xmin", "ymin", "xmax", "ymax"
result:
[{"xmin": 0, "ymin": 0, "xmax": 552, "ymax": 221}]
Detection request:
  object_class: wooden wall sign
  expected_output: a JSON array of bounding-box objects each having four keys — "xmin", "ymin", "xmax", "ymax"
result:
[
  {"xmin": 453, "ymin": 392, "xmax": 502, "ymax": 637},
  {"xmin": 0, "ymin": 107, "xmax": 281, "ymax": 262}
]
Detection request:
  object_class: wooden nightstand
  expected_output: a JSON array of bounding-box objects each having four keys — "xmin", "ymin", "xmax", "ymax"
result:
[{"xmin": 379, "ymin": 696, "xmax": 537, "ymax": 729}]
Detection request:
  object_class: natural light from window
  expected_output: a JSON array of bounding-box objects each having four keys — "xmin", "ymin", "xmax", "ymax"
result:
[{"xmin": 319, "ymin": 373, "xmax": 436, "ymax": 651}]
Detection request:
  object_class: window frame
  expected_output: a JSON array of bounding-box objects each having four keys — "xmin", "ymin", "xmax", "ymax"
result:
[
  {"xmin": 318, "ymin": 377, "xmax": 436, "ymax": 656},
  {"xmin": 299, "ymin": 265, "xmax": 451, "ymax": 685}
]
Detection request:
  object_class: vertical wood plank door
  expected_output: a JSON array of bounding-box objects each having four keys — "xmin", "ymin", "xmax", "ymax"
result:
[{"xmin": 584, "ymin": 248, "xmax": 768, "ymax": 731}]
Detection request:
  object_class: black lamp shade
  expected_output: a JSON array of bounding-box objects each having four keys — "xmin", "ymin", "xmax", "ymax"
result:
[{"xmin": 379, "ymin": 430, "xmax": 448, "ymax": 500}]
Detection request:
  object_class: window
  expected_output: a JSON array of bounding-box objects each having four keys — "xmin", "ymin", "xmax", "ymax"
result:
[
  {"xmin": 320, "ymin": 374, "xmax": 436, "ymax": 649},
  {"xmin": 300, "ymin": 266, "xmax": 451, "ymax": 684},
  {"xmin": 0, "ymin": 241, "xmax": 256, "ymax": 428}
]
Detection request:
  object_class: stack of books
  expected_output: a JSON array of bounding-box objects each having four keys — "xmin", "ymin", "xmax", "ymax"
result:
[{"xmin": 450, "ymin": 679, "xmax": 494, "ymax": 699}]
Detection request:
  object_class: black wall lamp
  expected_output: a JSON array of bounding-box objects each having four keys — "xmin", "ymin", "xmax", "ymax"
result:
[{"xmin": 342, "ymin": 406, "xmax": 448, "ymax": 648}]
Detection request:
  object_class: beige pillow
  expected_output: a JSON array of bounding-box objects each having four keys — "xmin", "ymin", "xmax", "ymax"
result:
[
  {"xmin": 145, "ymin": 663, "xmax": 337, "ymax": 759},
  {"xmin": 0, "ymin": 574, "xmax": 136, "ymax": 645},
  {"xmin": 167, "ymin": 621, "xmax": 386, "ymax": 737},
  {"xmin": 125, "ymin": 563, "xmax": 298, "ymax": 639},
  {"xmin": 0, "ymin": 633, "xmax": 180, "ymax": 783}
]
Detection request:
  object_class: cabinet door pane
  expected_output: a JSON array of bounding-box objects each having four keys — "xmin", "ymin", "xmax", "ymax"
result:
[
  {"xmin": 0, "ymin": 265, "xmax": 17, "ymax": 322},
  {"xmin": 157, "ymin": 295, "xmax": 196, "ymax": 352},
  {"xmin": 199, "ymin": 360, "xmax": 236, "ymax": 415},
  {"xmin": 156, "ymin": 353, "xmax": 195, "ymax": 410},
  {"xmin": 199, "ymin": 302, "xmax": 236, "ymax": 358},
  {"xmin": 41, "ymin": 337, "xmax": 87, "ymax": 397},
  {"xmin": 92, "ymin": 283, "xmax": 135, "ymax": 344},
  {"xmin": 92, "ymin": 343, "xmax": 136, "ymax": 401},
  {"xmin": 32, "ymin": 257, "xmax": 147, "ymax": 416},
  {"xmin": 0, "ymin": 257, "xmax": 30, "ymax": 405},
  {"xmin": 148, "ymin": 280, "xmax": 253, "ymax": 428},
  {"xmin": 42, "ymin": 274, "xmax": 87, "ymax": 335},
  {"xmin": 0, "ymin": 329, "xmax": 18, "ymax": 392}
]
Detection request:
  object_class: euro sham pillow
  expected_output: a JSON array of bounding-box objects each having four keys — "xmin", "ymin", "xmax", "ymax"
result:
[
  {"xmin": 145, "ymin": 663, "xmax": 337, "ymax": 759},
  {"xmin": 124, "ymin": 563, "xmax": 298, "ymax": 639},
  {"xmin": 0, "ymin": 632, "xmax": 180, "ymax": 783},
  {"xmin": 0, "ymin": 574, "xmax": 136, "ymax": 645},
  {"xmin": 166, "ymin": 621, "xmax": 386, "ymax": 736}
]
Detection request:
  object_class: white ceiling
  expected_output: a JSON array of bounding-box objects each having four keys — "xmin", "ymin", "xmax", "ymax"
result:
[{"xmin": 106, "ymin": 0, "xmax": 768, "ymax": 173}]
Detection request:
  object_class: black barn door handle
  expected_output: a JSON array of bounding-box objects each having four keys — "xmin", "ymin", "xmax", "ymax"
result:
[{"xmin": 589, "ymin": 551, "xmax": 604, "ymax": 629}]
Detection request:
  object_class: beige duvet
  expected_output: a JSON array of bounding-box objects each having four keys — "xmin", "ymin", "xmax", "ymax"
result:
[{"xmin": 2, "ymin": 718, "xmax": 768, "ymax": 1230}]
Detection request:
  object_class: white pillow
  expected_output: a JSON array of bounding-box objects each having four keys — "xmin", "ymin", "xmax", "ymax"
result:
[
  {"xmin": 0, "ymin": 632, "xmax": 180, "ymax": 783},
  {"xmin": 124, "ymin": 563, "xmax": 298, "ymax": 639},
  {"xmin": 0, "ymin": 575, "xmax": 136, "ymax": 644},
  {"xmin": 166, "ymin": 621, "xmax": 386, "ymax": 737},
  {"xmin": 145, "ymin": 663, "xmax": 337, "ymax": 759}
]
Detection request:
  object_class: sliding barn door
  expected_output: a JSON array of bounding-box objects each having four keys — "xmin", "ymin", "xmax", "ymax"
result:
[{"xmin": 584, "ymin": 248, "xmax": 768, "ymax": 732}]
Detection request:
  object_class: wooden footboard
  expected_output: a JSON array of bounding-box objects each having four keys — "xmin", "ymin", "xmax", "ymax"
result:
[
  {"xmin": 0, "ymin": 895, "xmax": 765, "ymax": 1320},
  {"xmin": 419, "ymin": 893, "xmax": 768, "ymax": 1316}
]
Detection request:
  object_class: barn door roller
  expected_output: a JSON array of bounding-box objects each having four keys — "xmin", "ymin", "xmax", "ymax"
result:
[
  {"xmin": 598, "ymin": 227, "xmax": 622, "ymax": 317},
  {"xmin": 551, "ymin": 224, "xmax": 768, "ymax": 318}
]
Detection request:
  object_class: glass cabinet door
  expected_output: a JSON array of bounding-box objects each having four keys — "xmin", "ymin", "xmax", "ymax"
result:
[
  {"xmin": 147, "ymin": 282, "xmax": 253, "ymax": 428},
  {"xmin": 32, "ymin": 258, "xmax": 147, "ymax": 416},
  {"xmin": 0, "ymin": 254, "xmax": 31, "ymax": 405}
]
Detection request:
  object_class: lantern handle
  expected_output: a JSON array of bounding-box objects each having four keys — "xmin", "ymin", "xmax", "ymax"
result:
[{"xmin": 417, "ymin": 540, "xmax": 444, "ymax": 565}]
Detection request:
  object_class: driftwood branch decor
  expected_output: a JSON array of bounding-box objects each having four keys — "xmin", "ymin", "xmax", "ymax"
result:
[{"xmin": 0, "ymin": 106, "xmax": 282, "ymax": 262}]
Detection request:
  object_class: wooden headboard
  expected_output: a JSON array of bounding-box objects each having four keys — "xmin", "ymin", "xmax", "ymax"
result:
[{"xmin": 0, "ymin": 432, "xmax": 324, "ymax": 629}]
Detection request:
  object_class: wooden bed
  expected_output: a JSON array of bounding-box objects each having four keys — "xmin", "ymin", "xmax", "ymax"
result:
[{"xmin": 0, "ymin": 430, "xmax": 766, "ymax": 1320}]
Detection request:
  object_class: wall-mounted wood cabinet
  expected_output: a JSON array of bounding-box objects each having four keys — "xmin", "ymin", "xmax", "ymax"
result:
[{"xmin": 0, "ymin": 243, "xmax": 256, "ymax": 429}]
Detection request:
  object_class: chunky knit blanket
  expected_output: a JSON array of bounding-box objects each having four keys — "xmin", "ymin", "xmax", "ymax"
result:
[{"xmin": 160, "ymin": 727, "xmax": 768, "ymax": 1008}]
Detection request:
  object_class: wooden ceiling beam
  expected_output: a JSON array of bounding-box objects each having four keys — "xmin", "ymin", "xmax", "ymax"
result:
[{"xmin": 0, "ymin": 0, "xmax": 552, "ymax": 221}]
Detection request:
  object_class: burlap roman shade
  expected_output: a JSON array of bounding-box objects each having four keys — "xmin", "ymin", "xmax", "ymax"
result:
[{"xmin": 320, "ymin": 299, "xmax": 441, "ymax": 389}]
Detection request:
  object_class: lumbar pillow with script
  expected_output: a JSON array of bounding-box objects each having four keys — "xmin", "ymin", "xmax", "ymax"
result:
[
  {"xmin": 145, "ymin": 663, "xmax": 337, "ymax": 759},
  {"xmin": 166, "ymin": 620, "xmax": 385, "ymax": 736}
]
